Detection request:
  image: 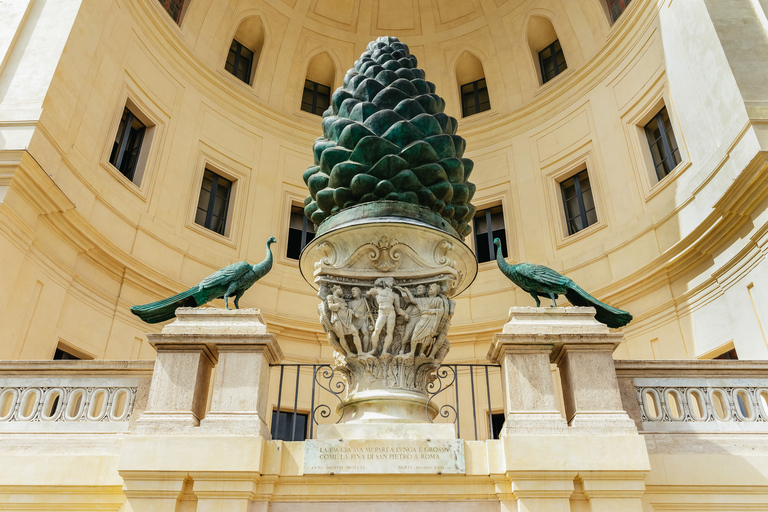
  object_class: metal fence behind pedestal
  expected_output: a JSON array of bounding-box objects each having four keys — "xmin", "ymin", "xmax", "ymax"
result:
[{"xmin": 268, "ymin": 363, "xmax": 502, "ymax": 441}]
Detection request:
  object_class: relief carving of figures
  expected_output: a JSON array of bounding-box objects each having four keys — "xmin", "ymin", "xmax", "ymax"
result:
[
  {"xmin": 396, "ymin": 283, "xmax": 446, "ymax": 359},
  {"xmin": 316, "ymin": 279, "xmax": 455, "ymax": 393},
  {"xmin": 327, "ymin": 285, "xmax": 365, "ymax": 356},
  {"xmin": 366, "ymin": 277, "xmax": 408, "ymax": 356}
]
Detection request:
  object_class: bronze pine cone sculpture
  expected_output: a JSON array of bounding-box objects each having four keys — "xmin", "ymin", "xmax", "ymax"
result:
[{"xmin": 303, "ymin": 36, "xmax": 477, "ymax": 239}]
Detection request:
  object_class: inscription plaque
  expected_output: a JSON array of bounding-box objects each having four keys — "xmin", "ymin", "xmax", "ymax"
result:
[{"xmin": 304, "ymin": 439, "xmax": 465, "ymax": 474}]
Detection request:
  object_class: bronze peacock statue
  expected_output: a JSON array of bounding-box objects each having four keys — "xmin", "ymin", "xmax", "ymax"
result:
[
  {"xmin": 130, "ymin": 236, "xmax": 276, "ymax": 324},
  {"xmin": 493, "ymin": 238, "xmax": 632, "ymax": 328}
]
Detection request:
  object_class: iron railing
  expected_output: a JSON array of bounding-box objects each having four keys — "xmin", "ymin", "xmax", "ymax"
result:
[{"xmin": 268, "ymin": 363, "xmax": 502, "ymax": 441}]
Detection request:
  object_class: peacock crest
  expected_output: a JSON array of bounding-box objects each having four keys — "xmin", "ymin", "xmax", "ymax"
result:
[{"xmin": 302, "ymin": 36, "xmax": 477, "ymax": 239}]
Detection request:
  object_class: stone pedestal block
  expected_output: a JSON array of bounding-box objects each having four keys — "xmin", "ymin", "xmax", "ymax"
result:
[
  {"xmin": 139, "ymin": 308, "xmax": 282, "ymax": 434},
  {"xmin": 489, "ymin": 307, "xmax": 635, "ymax": 433}
]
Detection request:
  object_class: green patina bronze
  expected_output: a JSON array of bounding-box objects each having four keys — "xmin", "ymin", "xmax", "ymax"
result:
[
  {"xmin": 303, "ymin": 36, "xmax": 477, "ymax": 239},
  {"xmin": 130, "ymin": 237, "xmax": 276, "ymax": 323},
  {"xmin": 494, "ymin": 238, "xmax": 632, "ymax": 328}
]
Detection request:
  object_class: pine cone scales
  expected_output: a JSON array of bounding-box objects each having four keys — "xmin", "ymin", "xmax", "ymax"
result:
[{"xmin": 303, "ymin": 36, "xmax": 477, "ymax": 238}]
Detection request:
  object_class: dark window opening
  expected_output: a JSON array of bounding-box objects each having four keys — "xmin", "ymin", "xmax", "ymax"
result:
[
  {"xmin": 301, "ymin": 80, "xmax": 331, "ymax": 116},
  {"xmin": 158, "ymin": 0, "xmax": 184, "ymax": 23},
  {"xmin": 491, "ymin": 412, "xmax": 505, "ymax": 439},
  {"xmin": 539, "ymin": 40, "xmax": 567, "ymax": 84},
  {"xmin": 473, "ymin": 206, "xmax": 507, "ymax": 263},
  {"xmin": 225, "ymin": 39, "xmax": 254, "ymax": 84},
  {"xmin": 195, "ymin": 169, "xmax": 233, "ymax": 236},
  {"xmin": 109, "ymin": 107, "xmax": 146, "ymax": 182},
  {"xmin": 714, "ymin": 348, "xmax": 738, "ymax": 360},
  {"xmin": 461, "ymin": 78, "xmax": 491, "ymax": 117},
  {"xmin": 644, "ymin": 106, "xmax": 681, "ymax": 181},
  {"xmin": 53, "ymin": 348, "xmax": 81, "ymax": 360},
  {"xmin": 607, "ymin": 0, "xmax": 631, "ymax": 23},
  {"xmin": 271, "ymin": 410, "xmax": 307, "ymax": 441},
  {"xmin": 287, "ymin": 205, "xmax": 315, "ymax": 260},
  {"xmin": 561, "ymin": 169, "xmax": 597, "ymax": 236}
]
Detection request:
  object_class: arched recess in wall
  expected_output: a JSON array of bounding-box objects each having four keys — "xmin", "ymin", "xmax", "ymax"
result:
[
  {"xmin": 301, "ymin": 52, "xmax": 336, "ymax": 115},
  {"xmin": 225, "ymin": 16, "xmax": 265, "ymax": 85},
  {"xmin": 455, "ymin": 51, "xmax": 490, "ymax": 118},
  {"xmin": 526, "ymin": 16, "xmax": 568, "ymax": 85}
]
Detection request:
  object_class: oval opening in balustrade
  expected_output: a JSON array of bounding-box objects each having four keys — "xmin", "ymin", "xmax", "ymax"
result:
[
  {"xmin": 666, "ymin": 389, "xmax": 683, "ymax": 420},
  {"xmin": 643, "ymin": 389, "xmax": 662, "ymax": 420},
  {"xmin": 759, "ymin": 389, "xmax": 768, "ymax": 420},
  {"xmin": 65, "ymin": 388, "xmax": 86, "ymax": 421},
  {"xmin": 109, "ymin": 388, "xmax": 130, "ymax": 421},
  {"xmin": 734, "ymin": 389, "xmax": 755, "ymax": 421},
  {"xmin": 41, "ymin": 388, "xmax": 64, "ymax": 421},
  {"xmin": 710, "ymin": 388, "xmax": 731, "ymax": 421},
  {"xmin": 87, "ymin": 388, "xmax": 108, "ymax": 421},
  {"xmin": 686, "ymin": 388, "xmax": 707, "ymax": 421},
  {"xmin": 0, "ymin": 389, "xmax": 18, "ymax": 421},
  {"xmin": 18, "ymin": 388, "xmax": 41, "ymax": 421}
]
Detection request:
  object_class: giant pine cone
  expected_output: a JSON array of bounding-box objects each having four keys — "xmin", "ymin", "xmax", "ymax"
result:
[{"xmin": 303, "ymin": 36, "xmax": 476, "ymax": 238}]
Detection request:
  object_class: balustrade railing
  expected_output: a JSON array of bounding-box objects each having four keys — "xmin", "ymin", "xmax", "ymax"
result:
[
  {"xmin": 615, "ymin": 360, "xmax": 768, "ymax": 433},
  {"xmin": 0, "ymin": 361, "xmax": 154, "ymax": 432},
  {"xmin": 268, "ymin": 363, "xmax": 503, "ymax": 441}
]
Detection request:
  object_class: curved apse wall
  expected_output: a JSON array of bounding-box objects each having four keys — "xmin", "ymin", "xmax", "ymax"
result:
[{"xmin": 1, "ymin": 0, "xmax": 767, "ymax": 363}]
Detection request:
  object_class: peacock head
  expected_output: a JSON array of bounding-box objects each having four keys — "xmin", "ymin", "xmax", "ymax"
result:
[
  {"xmin": 493, "ymin": 238, "xmax": 501, "ymax": 248},
  {"xmin": 267, "ymin": 236, "xmax": 277, "ymax": 246}
]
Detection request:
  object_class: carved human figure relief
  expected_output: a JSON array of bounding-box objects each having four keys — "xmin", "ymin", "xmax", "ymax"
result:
[
  {"xmin": 327, "ymin": 285, "xmax": 365, "ymax": 357},
  {"xmin": 396, "ymin": 283, "xmax": 445, "ymax": 359},
  {"xmin": 366, "ymin": 277, "xmax": 408, "ymax": 356},
  {"xmin": 348, "ymin": 287, "xmax": 372, "ymax": 352}
]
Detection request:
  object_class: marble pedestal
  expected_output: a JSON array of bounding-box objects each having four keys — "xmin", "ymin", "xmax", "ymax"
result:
[
  {"xmin": 137, "ymin": 308, "xmax": 283, "ymax": 435},
  {"xmin": 488, "ymin": 307, "xmax": 635, "ymax": 434}
]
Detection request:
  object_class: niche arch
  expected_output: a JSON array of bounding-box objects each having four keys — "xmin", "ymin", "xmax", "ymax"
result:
[
  {"xmin": 454, "ymin": 50, "xmax": 491, "ymax": 117},
  {"xmin": 526, "ymin": 15, "xmax": 567, "ymax": 85},
  {"xmin": 226, "ymin": 15, "xmax": 266, "ymax": 85}
]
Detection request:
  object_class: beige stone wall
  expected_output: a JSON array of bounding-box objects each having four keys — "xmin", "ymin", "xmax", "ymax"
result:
[{"xmin": 0, "ymin": 0, "xmax": 767, "ymax": 363}]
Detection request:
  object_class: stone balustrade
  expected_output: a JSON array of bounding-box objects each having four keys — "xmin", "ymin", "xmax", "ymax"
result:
[
  {"xmin": 616, "ymin": 360, "xmax": 768, "ymax": 433},
  {"xmin": 0, "ymin": 361, "xmax": 154, "ymax": 432}
]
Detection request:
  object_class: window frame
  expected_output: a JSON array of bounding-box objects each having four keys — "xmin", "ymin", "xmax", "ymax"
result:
[
  {"xmin": 158, "ymin": 0, "xmax": 185, "ymax": 24},
  {"xmin": 460, "ymin": 78, "xmax": 491, "ymax": 118},
  {"xmin": 225, "ymin": 39, "xmax": 254, "ymax": 85},
  {"xmin": 606, "ymin": 0, "xmax": 631, "ymax": 24},
  {"xmin": 644, "ymin": 106, "xmax": 681, "ymax": 182},
  {"xmin": 300, "ymin": 79, "xmax": 331, "ymax": 116},
  {"xmin": 271, "ymin": 409, "xmax": 308, "ymax": 441},
  {"xmin": 472, "ymin": 204, "xmax": 507, "ymax": 264},
  {"xmin": 538, "ymin": 40, "xmax": 567, "ymax": 84},
  {"xmin": 110, "ymin": 108, "xmax": 146, "ymax": 182},
  {"xmin": 103, "ymin": 95, "xmax": 161, "ymax": 194},
  {"xmin": 195, "ymin": 168, "xmax": 234, "ymax": 236},
  {"xmin": 559, "ymin": 169, "xmax": 598, "ymax": 236},
  {"xmin": 286, "ymin": 205, "xmax": 315, "ymax": 260},
  {"xmin": 186, "ymin": 153, "xmax": 245, "ymax": 245}
]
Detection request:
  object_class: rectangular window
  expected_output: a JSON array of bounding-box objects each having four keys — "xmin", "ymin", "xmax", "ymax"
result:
[
  {"xmin": 491, "ymin": 412, "xmax": 505, "ymax": 440},
  {"xmin": 287, "ymin": 205, "xmax": 315, "ymax": 260},
  {"xmin": 53, "ymin": 348, "xmax": 80, "ymax": 360},
  {"xmin": 644, "ymin": 107, "xmax": 681, "ymax": 181},
  {"xmin": 560, "ymin": 169, "xmax": 597, "ymax": 235},
  {"xmin": 225, "ymin": 39, "xmax": 254, "ymax": 84},
  {"xmin": 195, "ymin": 169, "xmax": 233, "ymax": 236},
  {"xmin": 271, "ymin": 410, "xmax": 307, "ymax": 441},
  {"xmin": 301, "ymin": 80, "xmax": 331, "ymax": 116},
  {"xmin": 473, "ymin": 205, "xmax": 507, "ymax": 263},
  {"xmin": 539, "ymin": 40, "xmax": 567, "ymax": 84},
  {"xmin": 461, "ymin": 78, "xmax": 491, "ymax": 117},
  {"xmin": 109, "ymin": 107, "xmax": 146, "ymax": 182},
  {"xmin": 158, "ymin": 0, "xmax": 184, "ymax": 23},
  {"xmin": 607, "ymin": 0, "xmax": 631, "ymax": 23},
  {"xmin": 714, "ymin": 348, "xmax": 738, "ymax": 360}
]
